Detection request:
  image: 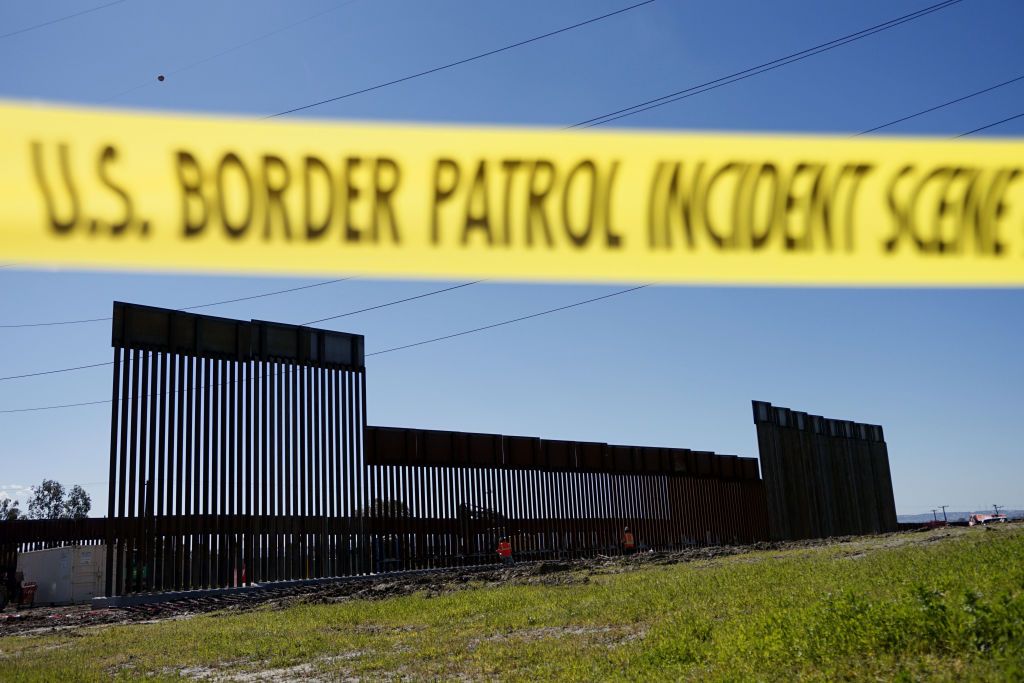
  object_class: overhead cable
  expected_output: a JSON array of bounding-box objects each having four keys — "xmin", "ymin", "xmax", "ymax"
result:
[
  {"xmin": 0, "ymin": 278, "xmax": 475, "ymax": 381},
  {"xmin": 267, "ymin": 0, "xmax": 657, "ymax": 118},
  {"xmin": 955, "ymin": 111, "xmax": 1024, "ymax": 137},
  {"xmin": 0, "ymin": 278, "xmax": 352, "ymax": 329},
  {"xmin": 856, "ymin": 74, "xmax": 1024, "ymax": 136},
  {"xmin": 0, "ymin": 0, "xmax": 129, "ymax": 41},
  {"xmin": 569, "ymin": 0, "xmax": 965, "ymax": 128},
  {"xmin": 0, "ymin": 284, "xmax": 649, "ymax": 412},
  {"xmin": 367, "ymin": 285, "xmax": 648, "ymax": 356}
]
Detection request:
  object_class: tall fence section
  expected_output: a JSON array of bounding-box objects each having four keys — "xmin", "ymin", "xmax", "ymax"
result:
[
  {"xmin": 101, "ymin": 302, "xmax": 367, "ymax": 595},
  {"xmin": 752, "ymin": 400, "xmax": 898, "ymax": 540},
  {"xmin": 0, "ymin": 303, "xmax": 900, "ymax": 598}
]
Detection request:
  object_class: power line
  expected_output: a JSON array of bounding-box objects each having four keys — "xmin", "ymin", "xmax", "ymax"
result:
[
  {"xmin": 856, "ymin": 74, "xmax": 1024, "ymax": 136},
  {"xmin": 103, "ymin": 0, "xmax": 361, "ymax": 103},
  {"xmin": 0, "ymin": 364, "xmax": 285, "ymax": 415},
  {"xmin": 301, "ymin": 281, "xmax": 483, "ymax": 325},
  {"xmin": 182, "ymin": 277, "xmax": 353, "ymax": 311},
  {"xmin": 0, "ymin": 285, "xmax": 648, "ymax": 413},
  {"xmin": 0, "ymin": 278, "xmax": 468, "ymax": 382},
  {"xmin": 0, "ymin": 0, "xmax": 129, "ymax": 41},
  {"xmin": 0, "ymin": 361, "xmax": 113, "ymax": 383},
  {"xmin": 0, "ymin": 279, "xmax": 477, "ymax": 382},
  {"xmin": 266, "ymin": 0, "xmax": 657, "ymax": 118},
  {"xmin": 0, "ymin": 278, "xmax": 351, "ymax": 329},
  {"xmin": 569, "ymin": 0, "xmax": 965, "ymax": 129},
  {"xmin": 367, "ymin": 285, "xmax": 648, "ymax": 356},
  {"xmin": 0, "ymin": 363, "xmax": 291, "ymax": 414},
  {"xmin": 0, "ymin": 278, "xmax": 355, "ymax": 381},
  {"xmin": 955, "ymin": 111, "xmax": 1024, "ymax": 137},
  {"xmin": 1, "ymin": 314, "xmax": 110, "ymax": 329},
  {"xmin": 0, "ymin": 398, "xmax": 111, "ymax": 414}
]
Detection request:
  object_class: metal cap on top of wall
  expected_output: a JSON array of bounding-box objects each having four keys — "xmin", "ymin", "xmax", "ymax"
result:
[{"xmin": 112, "ymin": 301, "xmax": 364, "ymax": 369}]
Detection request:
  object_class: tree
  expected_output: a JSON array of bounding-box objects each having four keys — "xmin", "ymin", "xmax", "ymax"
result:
[
  {"xmin": 0, "ymin": 497, "xmax": 20, "ymax": 521},
  {"xmin": 27, "ymin": 479, "xmax": 64, "ymax": 519},
  {"xmin": 26, "ymin": 479, "xmax": 91, "ymax": 519},
  {"xmin": 64, "ymin": 486, "xmax": 91, "ymax": 519}
]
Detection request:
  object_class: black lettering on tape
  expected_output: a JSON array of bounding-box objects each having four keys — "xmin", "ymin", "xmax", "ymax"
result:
[
  {"xmin": 884, "ymin": 165, "xmax": 1007, "ymax": 255},
  {"xmin": 884, "ymin": 165, "xmax": 916, "ymax": 253},
  {"xmin": 432, "ymin": 158, "xmax": 459, "ymax": 245},
  {"xmin": 304, "ymin": 155, "xmax": 333, "ymax": 241},
  {"xmin": 979, "ymin": 168, "xmax": 1018, "ymax": 255},
  {"xmin": 462, "ymin": 160, "xmax": 492, "ymax": 246},
  {"xmin": 562, "ymin": 160, "xmax": 596, "ymax": 248},
  {"xmin": 648, "ymin": 161, "xmax": 698, "ymax": 250},
  {"xmin": 747, "ymin": 163, "xmax": 779, "ymax": 250},
  {"xmin": 97, "ymin": 146, "xmax": 135, "ymax": 236},
  {"xmin": 343, "ymin": 156, "xmax": 362, "ymax": 243},
  {"xmin": 176, "ymin": 150, "xmax": 207, "ymax": 237},
  {"xmin": 213, "ymin": 153, "xmax": 254, "ymax": 239},
  {"xmin": 703, "ymin": 162, "xmax": 745, "ymax": 249},
  {"xmin": 784, "ymin": 163, "xmax": 823, "ymax": 251},
  {"xmin": 841, "ymin": 164, "xmax": 873, "ymax": 252},
  {"xmin": 601, "ymin": 160, "xmax": 623, "ymax": 248},
  {"xmin": 527, "ymin": 160, "xmax": 555, "ymax": 247},
  {"xmin": 31, "ymin": 141, "xmax": 80, "ymax": 235},
  {"xmin": 911, "ymin": 168, "xmax": 952, "ymax": 253},
  {"xmin": 667, "ymin": 162, "xmax": 701, "ymax": 250},
  {"xmin": 646, "ymin": 161, "xmax": 667, "ymax": 249},
  {"xmin": 261, "ymin": 155, "xmax": 290, "ymax": 241},
  {"xmin": 373, "ymin": 157, "xmax": 401, "ymax": 244},
  {"xmin": 500, "ymin": 160, "xmax": 523, "ymax": 247}
]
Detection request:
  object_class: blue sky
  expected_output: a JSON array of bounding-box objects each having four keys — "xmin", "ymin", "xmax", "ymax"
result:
[{"xmin": 1, "ymin": 0, "xmax": 1022, "ymax": 517}]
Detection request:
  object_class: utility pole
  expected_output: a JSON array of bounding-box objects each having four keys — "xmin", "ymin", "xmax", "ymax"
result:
[
  {"xmin": 940, "ymin": 505, "xmax": 949, "ymax": 523},
  {"xmin": 931, "ymin": 509, "xmax": 938, "ymax": 522}
]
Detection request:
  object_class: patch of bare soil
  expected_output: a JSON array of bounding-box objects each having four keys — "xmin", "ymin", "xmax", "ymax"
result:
[
  {"xmin": 165, "ymin": 653, "xmax": 364, "ymax": 682},
  {"xmin": 468, "ymin": 624, "xmax": 645, "ymax": 652}
]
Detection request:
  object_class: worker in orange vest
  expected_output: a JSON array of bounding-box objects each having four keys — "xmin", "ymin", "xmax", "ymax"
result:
[
  {"xmin": 622, "ymin": 526, "xmax": 636, "ymax": 554},
  {"xmin": 497, "ymin": 536, "xmax": 513, "ymax": 565}
]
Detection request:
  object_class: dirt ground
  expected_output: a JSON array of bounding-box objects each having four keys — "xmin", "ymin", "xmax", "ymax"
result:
[{"xmin": 0, "ymin": 528, "xmax": 967, "ymax": 637}]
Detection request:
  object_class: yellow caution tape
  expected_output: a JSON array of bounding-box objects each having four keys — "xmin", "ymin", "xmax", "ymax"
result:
[{"xmin": 2, "ymin": 100, "xmax": 1022, "ymax": 285}]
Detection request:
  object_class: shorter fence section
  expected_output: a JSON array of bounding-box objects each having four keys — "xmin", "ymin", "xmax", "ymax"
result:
[
  {"xmin": 363, "ymin": 426, "xmax": 770, "ymax": 572},
  {"xmin": 0, "ymin": 426, "xmax": 772, "ymax": 595}
]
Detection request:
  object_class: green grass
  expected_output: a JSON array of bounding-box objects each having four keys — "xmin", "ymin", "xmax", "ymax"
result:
[{"xmin": 2, "ymin": 526, "xmax": 1023, "ymax": 681}]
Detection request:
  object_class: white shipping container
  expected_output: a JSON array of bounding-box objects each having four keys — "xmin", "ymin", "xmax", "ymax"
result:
[{"xmin": 16, "ymin": 545, "xmax": 106, "ymax": 605}]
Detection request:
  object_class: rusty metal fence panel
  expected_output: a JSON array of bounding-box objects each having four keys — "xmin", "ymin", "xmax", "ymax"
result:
[{"xmin": 361, "ymin": 426, "xmax": 769, "ymax": 570}]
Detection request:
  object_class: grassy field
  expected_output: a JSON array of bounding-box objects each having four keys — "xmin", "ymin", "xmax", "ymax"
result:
[{"xmin": 1, "ymin": 526, "xmax": 1022, "ymax": 681}]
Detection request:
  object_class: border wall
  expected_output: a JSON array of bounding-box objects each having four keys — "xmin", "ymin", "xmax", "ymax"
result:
[
  {"xmin": 102, "ymin": 302, "xmax": 367, "ymax": 595},
  {"xmin": 362, "ymin": 426, "xmax": 769, "ymax": 571},
  {"xmin": 0, "ymin": 303, "xmax": 902, "ymax": 599},
  {"xmin": 752, "ymin": 400, "xmax": 897, "ymax": 541}
]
